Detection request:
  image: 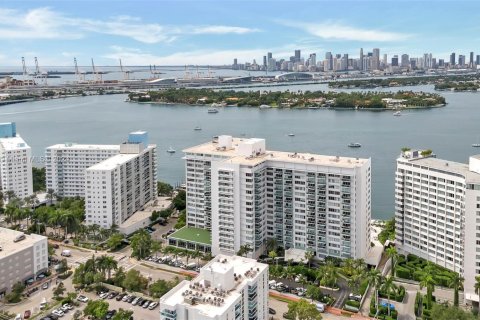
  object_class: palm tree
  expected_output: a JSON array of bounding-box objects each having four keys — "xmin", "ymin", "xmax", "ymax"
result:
[
  {"xmin": 266, "ymin": 238, "xmax": 277, "ymax": 253},
  {"xmin": 48, "ymin": 210, "xmax": 62, "ymax": 236},
  {"xmin": 366, "ymin": 268, "xmax": 383, "ymax": 315},
  {"xmin": 385, "ymin": 246, "xmax": 399, "ymax": 277},
  {"xmin": 4, "ymin": 190, "xmax": 16, "ymax": 203},
  {"xmin": 151, "ymin": 241, "xmax": 162, "ymax": 258},
  {"xmin": 102, "ymin": 256, "xmax": 118, "ymax": 279},
  {"xmin": 381, "ymin": 276, "xmax": 396, "ymax": 316},
  {"xmin": 475, "ymin": 276, "xmax": 480, "ymax": 308},
  {"xmin": 236, "ymin": 244, "xmax": 252, "ymax": 257},
  {"xmin": 268, "ymin": 250, "xmax": 278, "ymax": 266},
  {"xmin": 448, "ymin": 273, "xmax": 464, "ymax": 307},
  {"xmin": 46, "ymin": 188, "xmax": 56, "ymax": 205},
  {"xmin": 304, "ymin": 250, "xmax": 314, "ymax": 268},
  {"xmin": 342, "ymin": 258, "xmax": 355, "ymax": 276},
  {"xmin": 60, "ymin": 209, "xmax": 78, "ymax": 238},
  {"xmin": 419, "ymin": 267, "xmax": 436, "ymax": 310},
  {"xmin": 298, "ymin": 275, "xmax": 309, "ymax": 289}
]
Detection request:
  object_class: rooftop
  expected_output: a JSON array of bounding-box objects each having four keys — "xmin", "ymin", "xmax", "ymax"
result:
[
  {"xmin": 87, "ymin": 153, "xmax": 138, "ymax": 171},
  {"xmin": 0, "ymin": 228, "xmax": 46, "ymax": 258},
  {"xmin": 169, "ymin": 227, "xmax": 212, "ymax": 245},
  {"xmin": 399, "ymin": 153, "xmax": 480, "ymax": 183},
  {"xmin": 184, "ymin": 137, "xmax": 369, "ymax": 168},
  {"xmin": 46, "ymin": 143, "xmax": 120, "ymax": 151},
  {"xmin": 0, "ymin": 135, "xmax": 30, "ymax": 151},
  {"xmin": 161, "ymin": 255, "xmax": 267, "ymax": 316}
]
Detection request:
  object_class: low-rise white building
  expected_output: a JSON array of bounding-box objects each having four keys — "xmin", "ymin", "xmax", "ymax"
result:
[
  {"xmin": 0, "ymin": 122, "xmax": 33, "ymax": 199},
  {"xmin": 160, "ymin": 255, "xmax": 268, "ymax": 320},
  {"xmin": 0, "ymin": 227, "xmax": 48, "ymax": 296},
  {"xmin": 45, "ymin": 143, "xmax": 120, "ymax": 197},
  {"xmin": 85, "ymin": 132, "xmax": 157, "ymax": 229},
  {"xmin": 395, "ymin": 150, "xmax": 480, "ymax": 304},
  {"xmin": 184, "ymin": 136, "xmax": 371, "ymax": 260}
]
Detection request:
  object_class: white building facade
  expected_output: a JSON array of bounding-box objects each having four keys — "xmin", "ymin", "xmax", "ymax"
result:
[
  {"xmin": 184, "ymin": 136, "xmax": 371, "ymax": 260},
  {"xmin": 85, "ymin": 132, "xmax": 157, "ymax": 229},
  {"xmin": 45, "ymin": 143, "xmax": 120, "ymax": 197},
  {"xmin": 160, "ymin": 255, "xmax": 268, "ymax": 320},
  {"xmin": 0, "ymin": 227, "xmax": 48, "ymax": 296},
  {"xmin": 0, "ymin": 122, "xmax": 33, "ymax": 199},
  {"xmin": 395, "ymin": 150, "xmax": 480, "ymax": 304}
]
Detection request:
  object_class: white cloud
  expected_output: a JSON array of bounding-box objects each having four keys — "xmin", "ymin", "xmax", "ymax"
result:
[
  {"xmin": 279, "ymin": 20, "xmax": 411, "ymax": 42},
  {"xmin": 103, "ymin": 44, "xmax": 323, "ymax": 66},
  {"xmin": 0, "ymin": 7, "xmax": 260, "ymax": 43}
]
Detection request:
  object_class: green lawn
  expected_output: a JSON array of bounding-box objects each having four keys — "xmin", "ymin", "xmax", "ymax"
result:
[{"xmin": 169, "ymin": 227, "xmax": 211, "ymax": 245}]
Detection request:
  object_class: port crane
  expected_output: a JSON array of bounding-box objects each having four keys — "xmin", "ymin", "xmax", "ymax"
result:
[
  {"xmin": 91, "ymin": 58, "xmax": 102, "ymax": 83},
  {"xmin": 119, "ymin": 59, "xmax": 131, "ymax": 81},
  {"xmin": 74, "ymin": 57, "xmax": 85, "ymax": 83},
  {"xmin": 34, "ymin": 57, "xmax": 47, "ymax": 85},
  {"xmin": 21, "ymin": 57, "xmax": 28, "ymax": 84}
]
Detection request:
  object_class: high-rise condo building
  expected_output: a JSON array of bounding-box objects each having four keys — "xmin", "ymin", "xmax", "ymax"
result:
[
  {"xmin": 372, "ymin": 48, "xmax": 380, "ymax": 70},
  {"xmin": 0, "ymin": 227, "xmax": 48, "ymax": 295},
  {"xmin": 0, "ymin": 122, "xmax": 33, "ymax": 199},
  {"xmin": 450, "ymin": 52, "xmax": 456, "ymax": 66},
  {"xmin": 470, "ymin": 52, "xmax": 474, "ymax": 68},
  {"xmin": 459, "ymin": 55, "xmax": 466, "ymax": 67},
  {"xmin": 45, "ymin": 144, "xmax": 120, "ymax": 197},
  {"xmin": 160, "ymin": 255, "xmax": 268, "ymax": 320},
  {"xmin": 184, "ymin": 136, "xmax": 371, "ymax": 260},
  {"xmin": 395, "ymin": 150, "xmax": 480, "ymax": 304},
  {"xmin": 295, "ymin": 49, "xmax": 301, "ymax": 62},
  {"xmin": 401, "ymin": 54, "xmax": 410, "ymax": 68},
  {"xmin": 359, "ymin": 48, "xmax": 364, "ymax": 71},
  {"xmin": 85, "ymin": 132, "xmax": 157, "ymax": 229}
]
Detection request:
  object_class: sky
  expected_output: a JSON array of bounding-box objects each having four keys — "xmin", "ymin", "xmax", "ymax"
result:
[{"xmin": 0, "ymin": 0, "xmax": 478, "ymax": 67}]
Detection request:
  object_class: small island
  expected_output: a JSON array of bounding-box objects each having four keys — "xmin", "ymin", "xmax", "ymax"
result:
[
  {"xmin": 128, "ymin": 89, "xmax": 446, "ymax": 110},
  {"xmin": 328, "ymin": 73, "xmax": 480, "ymax": 91}
]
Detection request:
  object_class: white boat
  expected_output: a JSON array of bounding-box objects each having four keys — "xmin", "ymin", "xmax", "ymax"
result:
[
  {"xmin": 194, "ymin": 126, "xmax": 202, "ymax": 131},
  {"xmin": 288, "ymin": 133, "xmax": 295, "ymax": 137},
  {"xmin": 207, "ymin": 108, "xmax": 219, "ymax": 114},
  {"xmin": 348, "ymin": 142, "xmax": 362, "ymax": 148},
  {"xmin": 473, "ymin": 144, "xmax": 480, "ymax": 147},
  {"xmin": 393, "ymin": 111, "xmax": 402, "ymax": 116},
  {"xmin": 259, "ymin": 104, "xmax": 272, "ymax": 109},
  {"xmin": 211, "ymin": 102, "xmax": 226, "ymax": 108},
  {"xmin": 167, "ymin": 147, "xmax": 176, "ymax": 153}
]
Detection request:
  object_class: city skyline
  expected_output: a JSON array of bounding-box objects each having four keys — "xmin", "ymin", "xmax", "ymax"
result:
[{"xmin": 0, "ymin": 0, "xmax": 479, "ymax": 66}]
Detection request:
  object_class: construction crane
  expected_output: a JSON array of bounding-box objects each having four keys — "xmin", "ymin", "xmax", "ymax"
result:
[
  {"xmin": 34, "ymin": 57, "xmax": 47, "ymax": 85},
  {"xmin": 119, "ymin": 59, "xmax": 130, "ymax": 80},
  {"xmin": 74, "ymin": 57, "xmax": 80, "ymax": 82},
  {"xmin": 21, "ymin": 57, "xmax": 28, "ymax": 82},
  {"xmin": 91, "ymin": 58, "xmax": 102, "ymax": 83}
]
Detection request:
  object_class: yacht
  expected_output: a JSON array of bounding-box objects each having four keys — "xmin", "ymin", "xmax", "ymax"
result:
[
  {"xmin": 259, "ymin": 104, "xmax": 272, "ymax": 109},
  {"xmin": 393, "ymin": 111, "xmax": 402, "ymax": 116},
  {"xmin": 207, "ymin": 108, "xmax": 219, "ymax": 114},
  {"xmin": 473, "ymin": 144, "xmax": 480, "ymax": 147},
  {"xmin": 167, "ymin": 147, "xmax": 176, "ymax": 153},
  {"xmin": 348, "ymin": 142, "xmax": 362, "ymax": 148},
  {"xmin": 194, "ymin": 126, "xmax": 202, "ymax": 131},
  {"xmin": 288, "ymin": 133, "xmax": 295, "ymax": 137}
]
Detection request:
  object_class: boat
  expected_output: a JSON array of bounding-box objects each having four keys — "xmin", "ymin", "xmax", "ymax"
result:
[
  {"xmin": 207, "ymin": 108, "xmax": 219, "ymax": 114},
  {"xmin": 288, "ymin": 133, "xmax": 295, "ymax": 137},
  {"xmin": 348, "ymin": 143, "xmax": 362, "ymax": 148},
  {"xmin": 211, "ymin": 102, "xmax": 226, "ymax": 108},
  {"xmin": 194, "ymin": 126, "xmax": 202, "ymax": 131},
  {"xmin": 167, "ymin": 147, "xmax": 176, "ymax": 153},
  {"xmin": 393, "ymin": 111, "xmax": 402, "ymax": 116},
  {"xmin": 259, "ymin": 104, "xmax": 272, "ymax": 109},
  {"xmin": 472, "ymin": 144, "xmax": 480, "ymax": 147}
]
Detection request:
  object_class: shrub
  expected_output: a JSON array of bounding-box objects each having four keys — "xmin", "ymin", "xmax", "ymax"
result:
[
  {"xmin": 345, "ymin": 300, "xmax": 360, "ymax": 308},
  {"xmin": 58, "ymin": 271, "xmax": 73, "ymax": 279},
  {"xmin": 395, "ymin": 266, "xmax": 410, "ymax": 279}
]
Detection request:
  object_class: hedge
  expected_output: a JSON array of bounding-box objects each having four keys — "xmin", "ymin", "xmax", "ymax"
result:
[{"xmin": 345, "ymin": 300, "xmax": 361, "ymax": 308}]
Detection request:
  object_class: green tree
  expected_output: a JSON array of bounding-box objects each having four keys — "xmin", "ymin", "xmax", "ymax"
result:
[
  {"xmin": 111, "ymin": 309, "xmax": 134, "ymax": 320},
  {"xmin": 172, "ymin": 190, "xmax": 186, "ymax": 210},
  {"xmin": 236, "ymin": 244, "xmax": 253, "ymax": 257},
  {"xmin": 381, "ymin": 276, "xmax": 395, "ymax": 316},
  {"xmin": 5, "ymin": 281, "xmax": 25, "ymax": 303},
  {"xmin": 46, "ymin": 188, "xmax": 57, "ymax": 205},
  {"xmin": 449, "ymin": 273, "xmax": 464, "ymax": 307},
  {"xmin": 286, "ymin": 298, "xmax": 322, "ymax": 320},
  {"xmin": 53, "ymin": 282, "xmax": 66, "ymax": 298},
  {"xmin": 107, "ymin": 233, "xmax": 124, "ymax": 251},
  {"xmin": 386, "ymin": 246, "xmax": 399, "ymax": 277},
  {"xmin": 174, "ymin": 209, "xmax": 186, "ymax": 229},
  {"xmin": 83, "ymin": 300, "xmax": 109, "ymax": 320},
  {"xmin": 149, "ymin": 278, "xmax": 179, "ymax": 298},
  {"xmin": 268, "ymin": 250, "xmax": 278, "ymax": 265},
  {"xmin": 151, "ymin": 241, "xmax": 163, "ymax": 258},
  {"xmin": 122, "ymin": 269, "xmax": 148, "ymax": 292},
  {"xmin": 157, "ymin": 181, "xmax": 173, "ymax": 196},
  {"xmin": 420, "ymin": 265, "xmax": 436, "ymax": 310},
  {"xmin": 304, "ymin": 250, "xmax": 314, "ymax": 268},
  {"xmin": 32, "ymin": 167, "xmax": 46, "ymax": 192},
  {"xmin": 366, "ymin": 268, "xmax": 383, "ymax": 315},
  {"xmin": 430, "ymin": 304, "xmax": 476, "ymax": 320},
  {"xmin": 130, "ymin": 229, "xmax": 152, "ymax": 260},
  {"xmin": 113, "ymin": 267, "xmax": 126, "ymax": 287}
]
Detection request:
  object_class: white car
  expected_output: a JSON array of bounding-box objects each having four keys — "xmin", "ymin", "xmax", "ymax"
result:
[
  {"xmin": 99, "ymin": 292, "xmax": 109, "ymax": 299},
  {"xmin": 77, "ymin": 295, "xmax": 89, "ymax": 302},
  {"xmin": 52, "ymin": 309, "xmax": 64, "ymax": 317},
  {"xmin": 148, "ymin": 302, "xmax": 159, "ymax": 310}
]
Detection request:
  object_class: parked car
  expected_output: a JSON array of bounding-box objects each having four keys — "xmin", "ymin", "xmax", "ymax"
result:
[
  {"xmin": 269, "ymin": 308, "xmax": 276, "ymax": 315},
  {"xmin": 283, "ymin": 312, "xmax": 294, "ymax": 320},
  {"xmin": 42, "ymin": 282, "xmax": 49, "ymax": 290},
  {"xmin": 116, "ymin": 293, "xmax": 126, "ymax": 301},
  {"xmin": 315, "ymin": 303, "xmax": 325, "ymax": 313},
  {"xmin": 52, "ymin": 244, "xmax": 59, "ymax": 249},
  {"xmin": 122, "ymin": 294, "xmax": 131, "ymax": 302},
  {"xmin": 52, "ymin": 309, "xmax": 64, "ymax": 317},
  {"xmin": 142, "ymin": 300, "xmax": 151, "ymax": 308},
  {"xmin": 24, "ymin": 310, "xmax": 31, "ymax": 319},
  {"xmin": 77, "ymin": 295, "xmax": 89, "ymax": 302},
  {"xmin": 48, "ymin": 314, "xmax": 59, "ymax": 320},
  {"xmin": 131, "ymin": 297, "xmax": 140, "ymax": 305},
  {"xmin": 99, "ymin": 292, "xmax": 109, "ymax": 299},
  {"xmin": 148, "ymin": 302, "xmax": 158, "ymax": 310},
  {"xmin": 105, "ymin": 310, "xmax": 117, "ymax": 320},
  {"xmin": 127, "ymin": 295, "xmax": 136, "ymax": 303},
  {"xmin": 348, "ymin": 293, "xmax": 362, "ymax": 302}
]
